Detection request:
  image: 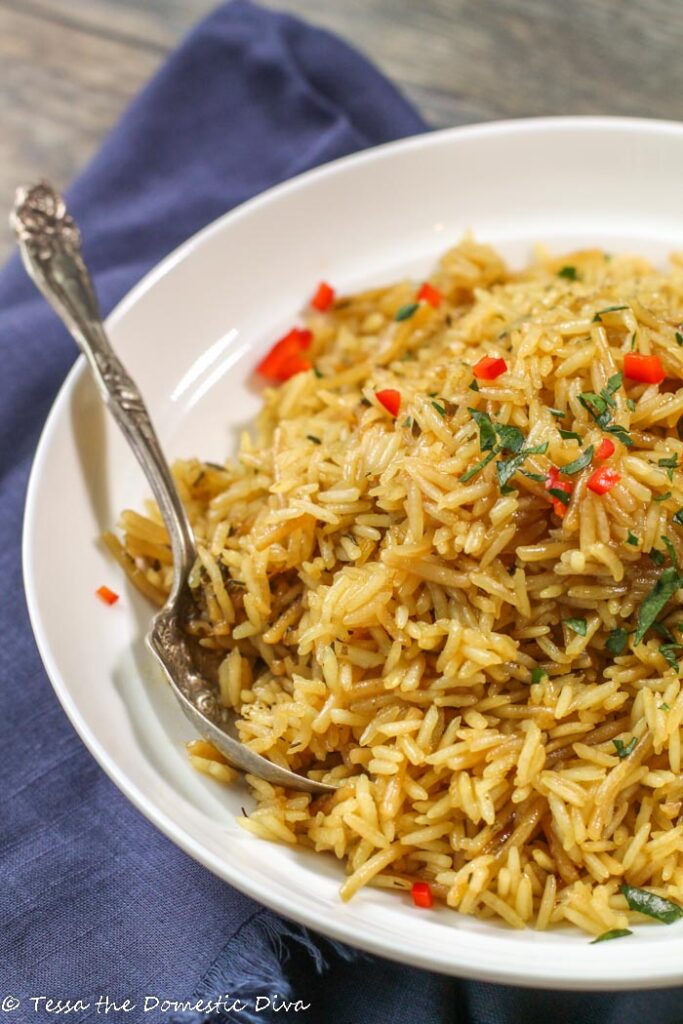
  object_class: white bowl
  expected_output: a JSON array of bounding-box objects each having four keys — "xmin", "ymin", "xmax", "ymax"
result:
[{"xmin": 24, "ymin": 117, "xmax": 683, "ymax": 990}]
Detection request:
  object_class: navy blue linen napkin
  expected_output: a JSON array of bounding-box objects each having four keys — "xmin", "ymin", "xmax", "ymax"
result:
[{"xmin": 0, "ymin": 3, "xmax": 680, "ymax": 1022}]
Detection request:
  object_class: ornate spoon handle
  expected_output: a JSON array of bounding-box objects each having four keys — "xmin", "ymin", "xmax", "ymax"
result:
[{"xmin": 12, "ymin": 182, "xmax": 196, "ymax": 598}]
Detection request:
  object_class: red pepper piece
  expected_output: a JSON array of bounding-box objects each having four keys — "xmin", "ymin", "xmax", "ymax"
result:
[
  {"xmin": 545, "ymin": 467, "xmax": 573, "ymax": 517},
  {"xmin": 375, "ymin": 388, "xmax": 401, "ymax": 417},
  {"xmin": 624, "ymin": 352, "xmax": 665, "ymax": 384},
  {"xmin": 311, "ymin": 281, "xmax": 335, "ymax": 312},
  {"xmin": 595, "ymin": 438, "xmax": 616, "ymax": 461},
  {"xmin": 257, "ymin": 328, "xmax": 312, "ymax": 380},
  {"xmin": 473, "ymin": 355, "xmax": 507, "ymax": 380},
  {"xmin": 417, "ymin": 282, "xmax": 443, "ymax": 307},
  {"xmin": 411, "ymin": 881, "xmax": 433, "ymax": 908},
  {"xmin": 587, "ymin": 466, "xmax": 621, "ymax": 495},
  {"xmin": 275, "ymin": 352, "xmax": 312, "ymax": 381},
  {"xmin": 96, "ymin": 585, "xmax": 119, "ymax": 606}
]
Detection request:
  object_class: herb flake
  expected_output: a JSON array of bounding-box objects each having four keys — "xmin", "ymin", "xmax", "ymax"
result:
[
  {"xmin": 658, "ymin": 454, "xmax": 678, "ymax": 481},
  {"xmin": 468, "ymin": 408, "xmax": 497, "ymax": 452},
  {"xmin": 634, "ymin": 566, "xmax": 682, "ymax": 646},
  {"xmin": 395, "ymin": 302, "xmax": 419, "ymax": 322},
  {"xmin": 564, "ymin": 617, "xmax": 588, "ymax": 637},
  {"xmin": 592, "ymin": 305, "xmax": 628, "ymax": 322},
  {"xmin": 605, "ymin": 628, "xmax": 628, "ymax": 657},
  {"xmin": 613, "ymin": 737, "xmax": 637, "ymax": 758},
  {"xmin": 620, "ymin": 884, "xmax": 683, "ymax": 924},
  {"xmin": 590, "ymin": 929, "xmax": 633, "ymax": 944},
  {"xmin": 459, "ymin": 450, "xmax": 495, "ymax": 483},
  {"xmin": 559, "ymin": 428, "xmax": 583, "ymax": 442},
  {"xmin": 561, "ymin": 445, "xmax": 594, "ymax": 475}
]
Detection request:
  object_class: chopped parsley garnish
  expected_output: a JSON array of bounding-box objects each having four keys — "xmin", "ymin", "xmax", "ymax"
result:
[
  {"xmin": 496, "ymin": 443, "xmax": 548, "ymax": 493},
  {"xmin": 494, "ymin": 423, "xmax": 525, "ymax": 453},
  {"xmin": 464, "ymin": 410, "xmax": 547, "ymax": 488},
  {"xmin": 676, "ymin": 332, "xmax": 683, "ymax": 347},
  {"xmin": 634, "ymin": 566, "xmax": 682, "ymax": 645},
  {"xmin": 605, "ymin": 423, "xmax": 633, "ymax": 447},
  {"xmin": 590, "ymin": 929, "xmax": 633, "ymax": 944},
  {"xmin": 530, "ymin": 667, "xmax": 548, "ymax": 684},
  {"xmin": 469, "ymin": 379, "xmax": 480, "ymax": 391},
  {"xmin": 627, "ymin": 531, "xmax": 639, "ymax": 546},
  {"xmin": 559, "ymin": 428, "xmax": 583, "ymax": 442},
  {"xmin": 395, "ymin": 302, "xmax": 419, "ymax": 322},
  {"xmin": 306, "ymin": 434, "xmax": 321, "ymax": 444},
  {"xmin": 592, "ymin": 305, "xmax": 628, "ymax": 322},
  {"xmin": 630, "ymin": 332, "xmax": 637, "ymax": 350},
  {"xmin": 520, "ymin": 469, "xmax": 548, "ymax": 482},
  {"xmin": 662, "ymin": 536, "xmax": 678, "ymax": 569},
  {"xmin": 557, "ymin": 265, "xmax": 579, "ymax": 280},
  {"xmin": 650, "ymin": 549, "xmax": 666, "ymax": 566},
  {"xmin": 605, "ymin": 628, "xmax": 629, "ymax": 656},
  {"xmin": 604, "ymin": 371, "xmax": 623, "ymax": 401},
  {"xmin": 654, "ymin": 491, "xmax": 672, "ymax": 503},
  {"xmin": 564, "ymin": 617, "xmax": 587, "ymax": 636},
  {"xmin": 613, "ymin": 737, "xmax": 637, "ymax": 758},
  {"xmin": 660, "ymin": 702, "xmax": 671, "ymax": 711},
  {"xmin": 658, "ymin": 454, "xmax": 678, "ymax": 481},
  {"xmin": 619, "ymin": 884, "xmax": 683, "ymax": 924},
  {"xmin": 459, "ymin": 450, "xmax": 496, "ymax": 483},
  {"xmin": 659, "ymin": 642, "xmax": 683, "ymax": 671},
  {"xmin": 431, "ymin": 400, "xmax": 446, "ymax": 417},
  {"xmin": 561, "ymin": 446, "xmax": 594, "ymax": 475},
  {"xmin": 674, "ymin": 508, "xmax": 683, "ymax": 527},
  {"xmin": 549, "ymin": 407, "xmax": 566, "ymax": 418},
  {"xmin": 313, "ymin": 367, "xmax": 324, "ymax": 379},
  {"xmin": 547, "ymin": 487, "xmax": 571, "ymax": 505},
  {"xmin": 469, "ymin": 408, "xmax": 498, "ymax": 451},
  {"xmin": 403, "ymin": 417, "xmax": 412, "ymax": 428},
  {"xmin": 579, "ymin": 391, "xmax": 610, "ymax": 427},
  {"xmin": 579, "ymin": 375, "xmax": 628, "ymax": 442},
  {"xmin": 627, "ymin": 398, "xmax": 637, "ymax": 412}
]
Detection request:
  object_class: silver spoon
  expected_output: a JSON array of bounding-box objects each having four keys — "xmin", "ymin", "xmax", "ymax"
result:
[{"xmin": 12, "ymin": 181, "xmax": 334, "ymax": 795}]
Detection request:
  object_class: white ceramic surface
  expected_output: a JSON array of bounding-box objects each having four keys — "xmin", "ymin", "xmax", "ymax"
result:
[{"xmin": 23, "ymin": 118, "xmax": 683, "ymax": 990}]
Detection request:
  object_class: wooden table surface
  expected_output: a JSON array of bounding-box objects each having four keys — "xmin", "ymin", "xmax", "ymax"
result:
[{"xmin": 2, "ymin": 0, "xmax": 683, "ymax": 261}]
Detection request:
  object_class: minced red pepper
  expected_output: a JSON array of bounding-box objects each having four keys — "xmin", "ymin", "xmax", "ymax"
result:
[
  {"xmin": 376, "ymin": 389, "xmax": 401, "ymax": 417},
  {"xmin": 473, "ymin": 355, "xmax": 507, "ymax": 380},
  {"xmin": 96, "ymin": 585, "xmax": 119, "ymax": 606},
  {"xmin": 257, "ymin": 328, "xmax": 312, "ymax": 381},
  {"xmin": 587, "ymin": 466, "xmax": 620, "ymax": 494},
  {"xmin": 311, "ymin": 281, "xmax": 335, "ymax": 312},
  {"xmin": 595, "ymin": 438, "xmax": 616, "ymax": 461},
  {"xmin": 624, "ymin": 353, "xmax": 665, "ymax": 384},
  {"xmin": 411, "ymin": 881, "xmax": 433, "ymax": 908},
  {"xmin": 417, "ymin": 282, "xmax": 443, "ymax": 307}
]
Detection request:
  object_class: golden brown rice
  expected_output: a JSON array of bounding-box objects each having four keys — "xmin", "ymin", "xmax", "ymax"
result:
[{"xmin": 108, "ymin": 238, "xmax": 683, "ymax": 936}]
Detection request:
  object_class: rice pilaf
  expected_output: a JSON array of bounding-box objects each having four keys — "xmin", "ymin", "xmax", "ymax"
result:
[{"xmin": 107, "ymin": 238, "xmax": 683, "ymax": 936}]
